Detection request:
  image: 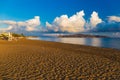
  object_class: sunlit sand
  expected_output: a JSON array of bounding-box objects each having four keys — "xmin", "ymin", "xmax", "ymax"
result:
[{"xmin": 0, "ymin": 39, "xmax": 120, "ymax": 79}]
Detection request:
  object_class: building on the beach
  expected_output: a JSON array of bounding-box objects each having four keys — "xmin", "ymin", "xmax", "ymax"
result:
[
  {"xmin": 0, "ymin": 32, "xmax": 24, "ymax": 41},
  {"xmin": 0, "ymin": 32, "xmax": 13, "ymax": 41},
  {"xmin": 8, "ymin": 32, "xmax": 13, "ymax": 41}
]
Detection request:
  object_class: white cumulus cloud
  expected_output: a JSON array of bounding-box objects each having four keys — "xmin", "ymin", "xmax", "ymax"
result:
[
  {"xmin": 0, "ymin": 16, "xmax": 41, "ymax": 32},
  {"xmin": 46, "ymin": 11, "xmax": 103, "ymax": 32},
  {"xmin": 25, "ymin": 16, "xmax": 40, "ymax": 31},
  {"xmin": 46, "ymin": 10, "xmax": 86, "ymax": 32},
  {"xmin": 1, "ymin": 21, "xmax": 17, "ymax": 25},
  {"xmin": 108, "ymin": 16, "xmax": 120, "ymax": 22},
  {"xmin": 1, "ymin": 11, "xmax": 119, "ymax": 33},
  {"xmin": 90, "ymin": 11, "xmax": 102, "ymax": 28},
  {"xmin": 0, "ymin": 26, "xmax": 13, "ymax": 31}
]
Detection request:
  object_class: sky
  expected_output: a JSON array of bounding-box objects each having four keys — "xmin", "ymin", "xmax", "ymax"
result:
[{"xmin": 0, "ymin": 0, "xmax": 120, "ymax": 34}]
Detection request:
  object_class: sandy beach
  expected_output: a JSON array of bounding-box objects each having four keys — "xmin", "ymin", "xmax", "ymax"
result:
[{"xmin": 0, "ymin": 39, "xmax": 120, "ymax": 80}]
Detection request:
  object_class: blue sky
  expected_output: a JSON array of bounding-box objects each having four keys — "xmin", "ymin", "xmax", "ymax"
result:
[
  {"xmin": 0, "ymin": 0, "xmax": 119, "ymax": 22},
  {"xmin": 0, "ymin": 0, "xmax": 120, "ymax": 33}
]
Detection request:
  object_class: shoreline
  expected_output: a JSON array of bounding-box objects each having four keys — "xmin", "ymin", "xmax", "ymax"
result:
[
  {"xmin": 27, "ymin": 37, "xmax": 120, "ymax": 50},
  {"xmin": 1, "ymin": 38, "xmax": 120, "ymax": 50}
]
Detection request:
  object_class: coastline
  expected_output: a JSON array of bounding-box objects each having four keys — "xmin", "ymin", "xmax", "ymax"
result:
[
  {"xmin": 0, "ymin": 39, "xmax": 120, "ymax": 79},
  {"xmin": 58, "ymin": 34, "xmax": 109, "ymax": 38}
]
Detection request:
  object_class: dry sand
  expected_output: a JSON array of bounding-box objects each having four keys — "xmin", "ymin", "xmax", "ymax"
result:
[{"xmin": 0, "ymin": 39, "xmax": 120, "ymax": 80}]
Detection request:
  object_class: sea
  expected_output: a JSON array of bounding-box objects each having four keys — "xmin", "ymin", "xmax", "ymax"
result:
[{"xmin": 27, "ymin": 32, "xmax": 120, "ymax": 50}]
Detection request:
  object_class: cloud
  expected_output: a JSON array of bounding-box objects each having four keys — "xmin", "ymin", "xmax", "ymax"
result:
[
  {"xmin": 0, "ymin": 26, "xmax": 13, "ymax": 31},
  {"xmin": 46, "ymin": 10, "xmax": 86, "ymax": 32},
  {"xmin": 46, "ymin": 11, "xmax": 103, "ymax": 33},
  {"xmin": 25, "ymin": 16, "xmax": 40, "ymax": 31},
  {"xmin": 90, "ymin": 11, "xmax": 102, "ymax": 28},
  {"xmin": 0, "ymin": 16, "xmax": 40, "ymax": 32},
  {"xmin": 89, "ymin": 21, "xmax": 120, "ymax": 32},
  {"xmin": 91, "ymin": 15, "xmax": 120, "ymax": 32},
  {"xmin": 108, "ymin": 16, "xmax": 120, "ymax": 22},
  {"xmin": 46, "ymin": 22, "xmax": 52, "ymax": 30},
  {"xmin": 0, "ymin": 21, "xmax": 17, "ymax": 25},
  {"xmin": 0, "ymin": 10, "xmax": 119, "ymax": 34}
]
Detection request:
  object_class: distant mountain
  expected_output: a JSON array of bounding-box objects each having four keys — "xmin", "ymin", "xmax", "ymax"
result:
[{"xmin": 59, "ymin": 34, "xmax": 109, "ymax": 38}]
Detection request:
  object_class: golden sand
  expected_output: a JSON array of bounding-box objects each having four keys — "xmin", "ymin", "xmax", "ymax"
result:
[{"xmin": 0, "ymin": 39, "xmax": 120, "ymax": 80}]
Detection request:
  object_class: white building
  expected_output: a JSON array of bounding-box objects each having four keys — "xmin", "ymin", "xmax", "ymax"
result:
[
  {"xmin": 0, "ymin": 32, "xmax": 13, "ymax": 41},
  {"xmin": 8, "ymin": 32, "xmax": 13, "ymax": 41}
]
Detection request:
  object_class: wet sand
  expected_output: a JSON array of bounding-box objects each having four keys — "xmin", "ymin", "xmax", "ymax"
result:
[{"xmin": 0, "ymin": 39, "xmax": 120, "ymax": 80}]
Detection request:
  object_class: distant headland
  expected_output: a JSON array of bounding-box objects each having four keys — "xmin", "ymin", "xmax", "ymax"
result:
[{"xmin": 58, "ymin": 34, "xmax": 109, "ymax": 38}]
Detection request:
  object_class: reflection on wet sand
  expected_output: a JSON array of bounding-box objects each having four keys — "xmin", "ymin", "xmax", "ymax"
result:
[{"xmin": 28, "ymin": 37, "xmax": 120, "ymax": 49}]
